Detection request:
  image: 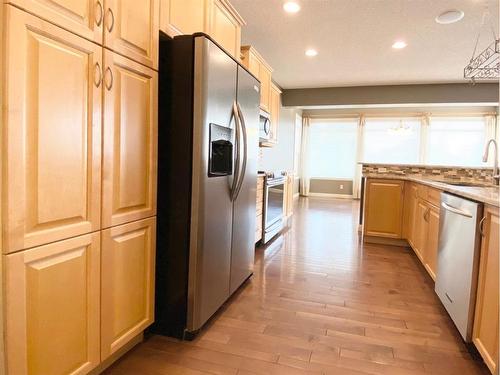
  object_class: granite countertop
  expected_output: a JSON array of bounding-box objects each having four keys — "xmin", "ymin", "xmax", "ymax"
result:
[{"xmin": 363, "ymin": 174, "xmax": 500, "ymax": 207}]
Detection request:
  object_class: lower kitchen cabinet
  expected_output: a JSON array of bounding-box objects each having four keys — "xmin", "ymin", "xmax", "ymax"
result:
[
  {"xmin": 363, "ymin": 179, "xmax": 404, "ymax": 239},
  {"xmin": 101, "ymin": 217, "xmax": 156, "ymax": 360},
  {"xmin": 255, "ymin": 175, "xmax": 264, "ymax": 243},
  {"xmin": 424, "ymin": 205, "xmax": 440, "ymax": 280},
  {"xmin": 4, "ymin": 233, "xmax": 101, "ymax": 375},
  {"xmin": 473, "ymin": 205, "xmax": 499, "ymax": 374},
  {"xmin": 413, "ymin": 200, "xmax": 428, "ymax": 262}
]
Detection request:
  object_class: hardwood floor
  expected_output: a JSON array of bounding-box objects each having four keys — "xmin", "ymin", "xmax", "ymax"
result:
[{"xmin": 103, "ymin": 197, "xmax": 489, "ymax": 375}]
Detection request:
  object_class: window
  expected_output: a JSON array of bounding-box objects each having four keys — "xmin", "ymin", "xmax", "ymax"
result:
[
  {"xmin": 362, "ymin": 118, "xmax": 421, "ymax": 164},
  {"xmin": 307, "ymin": 119, "xmax": 358, "ymax": 179},
  {"xmin": 426, "ymin": 117, "xmax": 487, "ymax": 167}
]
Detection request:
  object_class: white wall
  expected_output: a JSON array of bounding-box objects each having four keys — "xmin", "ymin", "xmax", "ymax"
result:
[{"xmin": 259, "ymin": 107, "xmax": 300, "ymax": 172}]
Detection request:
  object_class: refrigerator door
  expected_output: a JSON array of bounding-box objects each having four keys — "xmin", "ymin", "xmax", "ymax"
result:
[
  {"xmin": 187, "ymin": 36, "xmax": 238, "ymax": 332},
  {"xmin": 229, "ymin": 66, "xmax": 260, "ymax": 294}
]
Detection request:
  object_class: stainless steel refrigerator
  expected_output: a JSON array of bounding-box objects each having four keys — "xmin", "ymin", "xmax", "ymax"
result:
[{"xmin": 153, "ymin": 33, "xmax": 260, "ymax": 339}]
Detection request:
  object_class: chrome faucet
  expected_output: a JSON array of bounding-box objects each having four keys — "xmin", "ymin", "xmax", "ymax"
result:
[{"xmin": 482, "ymin": 139, "xmax": 500, "ymax": 185}]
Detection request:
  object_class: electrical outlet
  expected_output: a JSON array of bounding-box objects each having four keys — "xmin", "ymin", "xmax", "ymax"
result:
[{"xmin": 340, "ymin": 184, "xmax": 344, "ymax": 190}]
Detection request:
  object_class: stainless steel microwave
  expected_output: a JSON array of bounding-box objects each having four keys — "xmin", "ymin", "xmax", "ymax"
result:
[{"xmin": 259, "ymin": 110, "xmax": 271, "ymax": 142}]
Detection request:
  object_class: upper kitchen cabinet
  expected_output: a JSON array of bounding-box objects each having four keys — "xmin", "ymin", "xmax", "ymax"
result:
[
  {"xmin": 5, "ymin": 233, "xmax": 101, "ymax": 375},
  {"xmin": 241, "ymin": 45, "xmax": 273, "ymax": 113},
  {"xmin": 160, "ymin": 0, "xmax": 208, "ymax": 36},
  {"xmin": 160, "ymin": 0, "xmax": 244, "ymax": 59},
  {"xmin": 207, "ymin": 0, "xmax": 244, "ymax": 59},
  {"xmin": 363, "ymin": 179, "xmax": 404, "ymax": 240},
  {"xmin": 102, "ymin": 50, "xmax": 158, "ymax": 229},
  {"xmin": 2, "ymin": 7, "xmax": 102, "ymax": 253},
  {"xmin": 269, "ymin": 82, "xmax": 281, "ymax": 144},
  {"xmin": 473, "ymin": 205, "xmax": 499, "ymax": 374},
  {"xmin": 104, "ymin": 0, "xmax": 160, "ymax": 69},
  {"xmin": 5, "ymin": 0, "xmax": 104, "ymax": 43}
]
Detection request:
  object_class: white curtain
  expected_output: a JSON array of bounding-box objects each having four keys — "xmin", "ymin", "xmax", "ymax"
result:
[
  {"xmin": 352, "ymin": 116, "xmax": 365, "ymax": 199},
  {"xmin": 299, "ymin": 117, "xmax": 311, "ymax": 196}
]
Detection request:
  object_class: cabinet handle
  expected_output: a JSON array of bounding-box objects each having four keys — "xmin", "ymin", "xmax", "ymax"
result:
[
  {"xmin": 479, "ymin": 216, "xmax": 487, "ymax": 237},
  {"xmin": 95, "ymin": 1, "xmax": 103, "ymax": 26},
  {"xmin": 93, "ymin": 62, "xmax": 102, "ymax": 87},
  {"xmin": 104, "ymin": 67, "xmax": 113, "ymax": 90},
  {"xmin": 106, "ymin": 8, "xmax": 115, "ymax": 32}
]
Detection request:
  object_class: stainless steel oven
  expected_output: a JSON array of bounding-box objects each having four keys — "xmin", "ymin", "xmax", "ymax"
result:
[{"xmin": 263, "ymin": 174, "xmax": 285, "ymax": 243}]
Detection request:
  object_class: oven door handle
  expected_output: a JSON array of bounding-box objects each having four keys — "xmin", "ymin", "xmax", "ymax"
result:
[
  {"xmin": 230, "ymin": 101, "xmax": 241, "ymax": 201},
  {"xmin": 233, "ymin": 102, "xmax": 247, "ymax": 201}
]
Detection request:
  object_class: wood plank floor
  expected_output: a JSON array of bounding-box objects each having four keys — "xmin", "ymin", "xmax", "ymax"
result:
[{"xmin": 104, "ymin": 197, "xmax": 489, "ymax": 375}]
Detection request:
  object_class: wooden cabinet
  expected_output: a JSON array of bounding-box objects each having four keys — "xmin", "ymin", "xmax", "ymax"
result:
[
  {"xmin": 284, "ymin": 173, "xmax": 294, "ymax": 218},
  {"xmin": 413, "ymin": 200, "xmax": 428, "ymax": 262},
  {"xmin": 160, "ymin": 0, "xmax": 208, "ymax": 36},
  {"xmin": 101, "ymin": 217, "xmax": 156, "ymax": 359},
  {"xmin": 102, "ymin": 50, "xmax": 158, "ymax": 229},
  {"xmin": 5, "ymin": 233, "xmax": 100, "ymax": 375},
  {"xmin": 160, "ymin": 0, "xmax": 243, "ymax": 59},
  {"xmin": 268, "ymin": 83, "xmax": 281, "ymax": 145},
  {"xmin": 241, "ymin": 45, "xmax": 273, "ymax": 113},
  {"xmin": 363, "ymin": 179, "xmax": 404, "ymax": 239},
  {"xmin": 2, "ymin": 7, "xmax": 102, "ymax": 253},
  {"xmin": 208, "ymin": 0, "xmax": 244, "ymax": 58},
  {"xmin": 104, "ymin": 0, "xmax": 160, "ymax": 69},
  {"xmin": 6, "ymin": 0, "xmax": 103, "ymax": 43},
  {"xmin": 424, "ymin": 205, "xmax": 440, "ymax": 280},
  {"xmin": 403, "ymin": 182, "xmax": 418, "ymax": 246},
  {"xmin": 473, "ymin": 205, "xmax": 499, "ymax": 374}
]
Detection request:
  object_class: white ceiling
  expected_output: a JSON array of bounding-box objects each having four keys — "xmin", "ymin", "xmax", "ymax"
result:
[{"xmin": 231, "ymin": 0, "xmax": 500, "ymax": 89}]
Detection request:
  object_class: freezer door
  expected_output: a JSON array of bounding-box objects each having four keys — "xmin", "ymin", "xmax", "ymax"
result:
[
  {"xmin": 229, "ymin": 67, "xmax": 260, "ymax": 294},
  {"xmin": 187, "ymin": 36, "xmax": 238, "ymax": 332}
]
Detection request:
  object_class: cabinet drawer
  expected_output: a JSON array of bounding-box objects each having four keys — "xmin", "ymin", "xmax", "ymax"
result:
[
  {"xmin": 427, "ymin": 187, "xmax": 442, "ymax": 208},
  {"xmin": 417, "ymin": 184, "xmax": 428, "ymax": 201}
]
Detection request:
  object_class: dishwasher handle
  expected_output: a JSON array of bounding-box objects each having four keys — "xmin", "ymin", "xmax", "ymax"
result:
[{"xmin": 441, "ymin": 202, "xmax": 473, "ymax": 218}]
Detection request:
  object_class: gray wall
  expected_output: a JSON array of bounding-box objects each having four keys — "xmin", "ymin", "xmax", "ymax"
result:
[
  {"xmin": 282, "ymin": 83, "xmax": 499, "ymax": 107},
  {"xmin": 259, "ymin": 107, "xmax": 299, "ymax": 172}
]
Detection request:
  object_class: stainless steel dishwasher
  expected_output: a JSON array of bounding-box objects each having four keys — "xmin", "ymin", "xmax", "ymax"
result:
[{"xmin": 435, "ymin": 192, "xmax": 483, "ymax": 342}]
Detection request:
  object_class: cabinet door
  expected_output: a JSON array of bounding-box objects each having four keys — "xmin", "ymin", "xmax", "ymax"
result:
[
  {"xmin": 412, "ymin": 200, "xmax": 428, "ymax": 262},
  {"xmin": 104, "ymin": 0, "xmax": 159, "ymax": 69},
  {"xmin": 259, "ymin": 63, "xmax": 272, "ymax": 112},
  {"xmin": 269, "ymin": 83, "xmax": 281, "ymax": 144},
  {"xmin": 160, "ymin": 0, "xmax": 207, "ymax": 37},
  {"xmin": 102, "ymin": 51, "xmax": 158, "ymax": 228},
  {"xmin": 424, "ymin": 205, "xmax": 439, "ymax": 280},
  {"xmin": 364, "ymin": 179, "xmax": 404, "ymax": 238},
  {"xmin": 5, "ymin": 233, "xmax": 100, "ymax": 375},
  {"xmin": 7, "ymin": 0, "xmax": 103, "ymax": 43},
  {"xmin": 101, "ymin": 217, "xmax": 156, "ymax": 359},
  {"xmin": 2, "ymin": 7, "xmax": 102, "ymax": 253},
  {"xmin": 208, "ymin": 0, "xmax": 242, "ymax": 58},
  {"xmin": 473, "ymin": 206, "xmax": 499, "ymax": 374}
]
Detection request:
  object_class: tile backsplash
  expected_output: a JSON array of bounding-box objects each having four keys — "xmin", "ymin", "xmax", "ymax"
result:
[{"xmin": 361, "ymin": 163, "xmax": 495, "ymax": 184}]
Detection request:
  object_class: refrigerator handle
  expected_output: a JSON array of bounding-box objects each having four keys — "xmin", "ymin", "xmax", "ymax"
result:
[
  {"xmin": 230, "ymin": 101, "xmax": 242, "ymax": 201},
  {"xmin": 234, "ymin": 102, "xmax": 248, "ymax": 201}
]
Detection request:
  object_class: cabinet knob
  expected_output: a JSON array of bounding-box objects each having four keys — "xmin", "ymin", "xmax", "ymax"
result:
[
  {"xmin": 93, "ymin": 62, "xmax": 102, "ymax": 87},
  {"xmin": 479, "ymin": 216, "xmax": 487, "ymax": 237},
  {"xmin": 106, "ymin": 8, "xmax": 115, "ymax": 32},
  {"xmin": 104, "ymin": 67, "xmax": 113, "ymax": 91},
  {"xmin": 95, "ymin": 1, "xmax": 103, "ymax": 26}
]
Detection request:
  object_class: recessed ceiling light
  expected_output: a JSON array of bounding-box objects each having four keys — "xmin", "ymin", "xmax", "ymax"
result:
[
  {"xmin": 435, "ymin": 9, "xmax": 464, "ymax": 24},
  {"xmin": 283, "ymin": 1, "xmax": 300, "ymax": 13},
  {"xmin": 392, "ymin": 41, "xmax": 407, "ymax": 49},
  {"xmin": 305, "ymin": 49, "xmax": 318, "ymax": 57}
]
